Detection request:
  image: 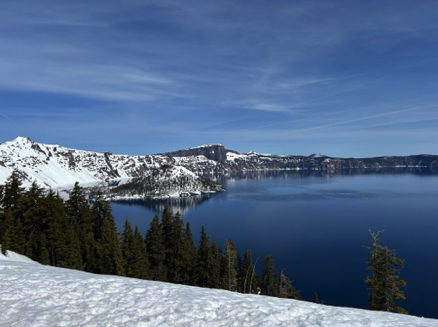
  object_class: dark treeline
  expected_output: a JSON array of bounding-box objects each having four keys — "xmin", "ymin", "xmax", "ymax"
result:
[{"xmin": 0, "ymin": 171, "xmax": 300, "ymax": 299}]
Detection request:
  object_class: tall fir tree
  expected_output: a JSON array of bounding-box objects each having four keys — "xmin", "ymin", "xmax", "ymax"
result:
[
  {"xmin": 223, "ymin": 238, "xmax": 237, "ymax": 291},
  {"xmin": 1, "ymin": 207, "xmax": 25, "ymax": 255},
  {"xmin": 42, "ymin": 190, "xmax": 82, "ymax": 269},
  {"xmin": 278, "ymin": 270, "xmax": 300, "ymax": 299},
  {"xmin": 64, "ymin": 182, "xmax": 95, "ymax": 271},
  {"xmin": 180, "ymin": 221, "xmax": 197, "ymax": 285},
  {"xmin": 145, "ymin": 214, "xmax": 166, "ymax": 281},
  {"xmin": 196, "ymin": 225, "xmax": 211, "ymax": 287},
  {"xmin": 239, "ymin": 250, "xmax": 259, "ymax": 294},
  {"xmin": 0, "ymin": 171, "xmax": 25, "ymax": 246},
  {"xmin": 91, "ymin": 193, "xmax": 124, "ymax": 276},
  {"xmin": 166, "ymin": 211, "xmax": 185, "ymax": 283},
  {"xmin": 261, "ymin": 253, "xmax": 280, "ymax": 297},
  {"xmin": 120, "ymin": 218, "xmax": 135, "ymax": 277},
  {"xmin": 132, "ymin": 225, "xmax": 150, "ymax": 279},
  {"xmin": 209, "ymin": 240, "xmax": 222, "ymax": 288},
  {"xmin": 365, "ymin": 230, "xmax": 407, "ymax": 313},
  {"xmin": 21, "ymin": 181, "xmax": 44, "ymax": 246}
]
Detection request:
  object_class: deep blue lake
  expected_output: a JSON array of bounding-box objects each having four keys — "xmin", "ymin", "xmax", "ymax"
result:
[{"xmin": 111, "ymin": 169, "xmax": 438, "ymax": 318}]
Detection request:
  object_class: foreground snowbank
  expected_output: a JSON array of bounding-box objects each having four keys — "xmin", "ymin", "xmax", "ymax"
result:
[{"xmin": 0, "ymin": 251, "xmax": 436, "ymax": 327}]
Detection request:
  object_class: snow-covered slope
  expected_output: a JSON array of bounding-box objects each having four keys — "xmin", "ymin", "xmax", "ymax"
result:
[
  {"xmin": 0, "ymin": 136, "xmax": 174, "ymax": 188},
  {"xmin": 110, "ymin": 165, "xmax": 223, "ymax": 200},
  {"xmin": 0, "ymin": 250, "xmax": 436, "ymax": 327}
]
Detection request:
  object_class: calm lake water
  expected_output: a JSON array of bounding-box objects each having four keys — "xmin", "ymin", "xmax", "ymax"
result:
[{"xmin": 111, "ymin": 169, "xmax": 438, "ymax": 318}]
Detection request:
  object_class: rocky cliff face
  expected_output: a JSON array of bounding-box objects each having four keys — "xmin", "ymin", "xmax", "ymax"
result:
[
  {"xmin": 1, "ymin": 136, "xmax": 437, "ymax": 188},
  {"xmin": 165, "ymin": 144, "xmax": 232, "ymax": 163}
]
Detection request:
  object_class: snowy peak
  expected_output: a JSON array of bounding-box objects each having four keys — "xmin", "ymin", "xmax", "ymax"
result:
[{"xmin": 308, "ymin": 153, "xmax": 326, "ymax": 158}]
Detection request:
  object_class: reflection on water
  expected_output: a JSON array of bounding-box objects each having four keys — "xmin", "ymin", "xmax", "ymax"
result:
[
  {"xmin": 210, "ymin": 167, "xmax": 436, "ymax": 182},
  {"xmin": 113, "ymin": 168, "xmax": 437, "ymax": 214},
  {"xmin": 112, "ymin": 193, "xmax": 215, "ymax": 215}
]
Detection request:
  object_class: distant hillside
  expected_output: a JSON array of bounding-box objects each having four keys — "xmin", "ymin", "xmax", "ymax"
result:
[{"xmin": 1, "ymin": 136, "xmax": 438, "ymax": 189}]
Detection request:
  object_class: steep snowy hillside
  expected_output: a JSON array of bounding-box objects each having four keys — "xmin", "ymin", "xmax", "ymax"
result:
[
  {"xmin": 0, "ymin": 136, "xmax": 174, "ymax": 188},
  {"xmin": 0, "ymin": 250, "xmax": 436, "ymax": 327}
]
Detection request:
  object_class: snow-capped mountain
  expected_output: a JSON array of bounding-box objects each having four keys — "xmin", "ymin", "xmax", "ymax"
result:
[
  {"xmin": 1, "ymin": 249, "xmax": 436, "ymax": 326},
  {"xmin": 1, "ymin": 136, "xmax": 438, "ymax": 189},
  {"xmin": 0, "ymin": 136, "xmax": 174, "ymax": 188}
]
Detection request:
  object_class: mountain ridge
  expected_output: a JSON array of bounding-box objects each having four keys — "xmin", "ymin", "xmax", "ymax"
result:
[{"xmin": 1, "ymin": 136, "xmax": 438, "ymax": 188}]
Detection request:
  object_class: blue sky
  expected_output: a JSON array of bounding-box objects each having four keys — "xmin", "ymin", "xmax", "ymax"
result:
[{"xmin": 1, "ymin": 0, "xmax": 438, "ymax": 157}]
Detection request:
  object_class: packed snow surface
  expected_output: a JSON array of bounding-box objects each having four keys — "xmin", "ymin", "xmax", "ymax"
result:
[{"xmin": 1, "ymin": 251, "xmax": 436, "ymax": 327}]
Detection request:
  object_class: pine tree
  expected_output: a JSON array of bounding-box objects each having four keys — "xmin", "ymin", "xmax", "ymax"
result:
[
  {"xmin": 209, "ymin": 240, "xmax": 222, "ymax": 288},
  {"xmin": 21, "ymin": 181, "xmax": 44, "ymax": 247},
  {"xmin": 91, "ymin": 193, "xmax": 124, "ymax": 276},
  {"xmin": 145, "ymin": 214, "xmax": 166, "ymax": 281},
  {"xmin": 166, "ymin": 211, "xmax": 185, "ymax": 283},
  {"xmin": 36, "ymin": 233, "xmax": 50, "ymax": 265},
  {"xmin": 278, "ymin": 270, "xmax": 300, "ymax": 299},
  {"xmin": 64, "ymin": 182, "xmax": 95, "ymax": 270},
  {"xmin": 1, "ymin": 208, "xmax": 25, "ymax": 255},
  {"xmin": 181, "ymin": 221, "xmax": 197, "ymax": 285},
  {"xmin": 42, "ymin": 190, "xmax": 82, "ymax": 269},
  {"xmin": 132, "ymin": 225, "xmax": 150, "ymax": 279},
  {"xmin": 120, "ymin": 218, "xmax": 135, "ymax": 277},
  {"xmin": 313, "ymin": 291, "xmax": 323, "ymax": 304},
  {"xmin": 239, "ymin": 250, "xmax": 259, "ymax": 294},
  {"xmin": 365, "ymin": 230, "xmax": 407, "ymax": 313},
  {"xmin": 261, "ymin": 253, "xmax": 279, "ymax": 297},
  {"xmin": 196, "ymin": 225, "xmax": 211, "ymax": 287},
  {"xmin": 223, "ymin": 238, "xmax": 237, "ymax": 291},
  {"xmin": 0, "ymin": 171, "xmax": 25, "ymax": 246},
  {"xmin": 235, "ymin": 251, "xmax": 242, "ymax": 291}
]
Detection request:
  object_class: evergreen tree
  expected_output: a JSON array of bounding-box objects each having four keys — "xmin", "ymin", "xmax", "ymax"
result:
[
  {"xmin": 365, "ymin": 230, "xmax": 407, "ymax": 313},
  {"xmin": 91, "ymin": 193, "xmax": 124, "ymax": 276},
  {"xmin": 313, "ymin": 291, "xmax": 323, "ymax": 304},
  {"xmin": 1, "ymin": 208, "xmax": 25, "ymax": 255},
  {"xmin": 279, "ymin": 270, "xmax": 300, "ymax": 299},
  {"xmin": 261, "ymin": 253, "xmax": 279, "ymax": 297},
  {"xmin": 42, "ymin": 190, "xmax": 82, "ymax": 269},
  {"xmin": 120, "ymin": 218, "xmax": 135, "ymax": 277},
  {"xmin": 120, "ymin": 220, "xmax": 148, "ymax": 279},
  {"xmin": 64, "ymin": 182, "xmax": 95, "ymax": 270},
  {"xmin": 1, "ymin": 171, "xmax": 25, "ymax": 210},
  {"xmin": 239, "ymin": 250, "xmax": 259, "ymax": 294},
  {"xmin": 181, "ymin": 221, "xmax": 197, "ymax": 285},
  {"xmin": 209, "ymin": 240, "xmax": 222, "ymax": 288},
  {"xmin": 235, "ymin": 251, "xmax": 243, "ymax": 292},
  {"xmin": 36, "ymin": 232, "xmax": 50, "ymax": 265},
  {"xmin": 223, "ymin": 238, "xmax": 237, "ymax": 291},
  {"xmin": 166, "ymin": 211, "xmax": 185, "ymax": 283},
  {"xmin": 145, "ymin": 214, "xmax": 166, "ymax": 281},
  {"xmin": 0, "ymin": 171, "xmax": 25, "ymax": 245},
  {"xmin": 132, "ymin": 225, "xmax": 150, "ymax": 279},
  {"xmin": 21, "ymin": 181, "xmax": 44, "ymax": 245},
  {"xmin": 196, "ymin": 225, "xmax": 211, "ymax": 287}
]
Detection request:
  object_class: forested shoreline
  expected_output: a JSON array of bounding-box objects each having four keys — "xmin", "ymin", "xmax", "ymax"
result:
[
  {"xmin": 0, "ymin": 171, "xmax": 408, "ymax": 313},
  {"xmin": 0, "ymin": 171, "xmax": 300, "ymax": 299}
]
